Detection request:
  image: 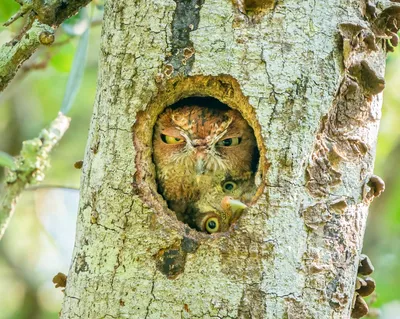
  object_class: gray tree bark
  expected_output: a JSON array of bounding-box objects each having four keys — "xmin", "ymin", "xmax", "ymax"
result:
[{"xmin": 61, "ymin": 0, "xmax": 396, "ymax": 318}]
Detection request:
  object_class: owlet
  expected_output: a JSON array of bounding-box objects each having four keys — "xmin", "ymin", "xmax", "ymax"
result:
[{"xmin": 193, "ymin": 176, "xmax": 256, "ymax": 233}]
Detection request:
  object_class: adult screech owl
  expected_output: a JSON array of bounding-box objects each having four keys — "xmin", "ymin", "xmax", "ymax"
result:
[{"xmin": 153, "ymin": 104, "xmax": 258, "ymax": 226}]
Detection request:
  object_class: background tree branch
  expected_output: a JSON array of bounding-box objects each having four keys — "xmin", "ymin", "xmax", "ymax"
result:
[
  {"xmin": 0, "ymin": 0, "xmax": 91, "ymax": 92},
  {"xmin": 0, "ymin": 112, "xmax": 70, "ymax": 239}
]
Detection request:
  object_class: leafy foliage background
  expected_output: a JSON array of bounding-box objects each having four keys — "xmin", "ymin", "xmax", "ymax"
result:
[{"xmin": 0, "ymin": 2, "xmax": 399, "ymax": 318}]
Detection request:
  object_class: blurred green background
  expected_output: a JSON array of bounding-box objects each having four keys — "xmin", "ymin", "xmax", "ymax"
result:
[{"xmin": 0, "ymin": 2, "xmax": 399, "ymax": 318}]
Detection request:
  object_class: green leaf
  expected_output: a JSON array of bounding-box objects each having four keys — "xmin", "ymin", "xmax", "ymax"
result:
[
  {"xmin": 60, "ymin": 26, "xmax": 90, "ymax": 115},
  {"xmin": 0, "ymin": 151, "xmax": 15, "ymax": 169}
]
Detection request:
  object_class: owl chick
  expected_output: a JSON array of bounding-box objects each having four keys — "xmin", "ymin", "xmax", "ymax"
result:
[
  {"xmin": 192, "ymin": 176, "xmax": 256, "ymax": 233},
  {"xmin": 195, "ymin": 196, "xmax": 248, "ymax": 233},
  {"xmin": 153, "ymin": 105, "xmax": 258, "ymax": 222}
]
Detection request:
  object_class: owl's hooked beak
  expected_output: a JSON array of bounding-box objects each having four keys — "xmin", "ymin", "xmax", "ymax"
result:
[
  {"xmin": 221, "ymin": 196, "xmax": 248, "ymax": 221},
  {"xmin": 194, "ymin": 149, "xmax": 206, "ymax": 176},
  {"xmin": 195, "ymin": 157, "xmax": 205, "ymax": 175}
]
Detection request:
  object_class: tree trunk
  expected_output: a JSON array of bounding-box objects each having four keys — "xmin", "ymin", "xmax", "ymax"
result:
[{"xmin": 61, "ymin": 0, "xmax": 396, "ymax": 317}]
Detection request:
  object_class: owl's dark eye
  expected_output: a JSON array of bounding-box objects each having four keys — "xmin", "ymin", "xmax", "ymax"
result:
[
  {"xmin": 223, "ymin": 181, "xmax": 237, "ymax": 192},
  {"xmin": 216, "ymin": 137, "xmax": 241, "ymax": 147},
  {"xmin": 161, "ymin": 134, "xmax": 184, "ymax": 144},
  {"xmin": 205, "ymin": 217, "xmax": 220, "ymax": 233}
]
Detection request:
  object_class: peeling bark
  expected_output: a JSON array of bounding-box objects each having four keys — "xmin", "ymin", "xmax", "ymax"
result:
[{"xmin": 61, "ymin": 0, "xmax": 393, "ymax": 318}]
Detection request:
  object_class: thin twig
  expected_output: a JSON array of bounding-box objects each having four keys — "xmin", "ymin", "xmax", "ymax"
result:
[
  {"xmin": 9, "ymin": 12, "xmax": 36, "ymax": 44},
  {"xmin": 25, "ymin": 184, "xmax": 79, "ymax": 191},
  {"xmin": 3, "ymin": 2, "xmax": 33, "ymax": 27},
  {"xmin": 20, "ymin": 52, "xmax": 51, "ymax": 72}
]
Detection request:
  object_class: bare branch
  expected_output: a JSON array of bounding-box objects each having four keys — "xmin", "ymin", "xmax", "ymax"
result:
[
  {"xmin": 0, "ymin": 0, "xmax": 91, "ymax": 92},
  {"xmin": 4, "ymin": 0, "xmax": 92, "ymax": 27},
  {"xmin": 32, "ymin": 0, "xmax": 92, "ymax": 27},
  {"xmin": 0, "ymin": 113, "xmax": 71, "ymax": 240},
  {"xmin": 0, "ymin": 20, "xmax": 55, "ymax": 92}
]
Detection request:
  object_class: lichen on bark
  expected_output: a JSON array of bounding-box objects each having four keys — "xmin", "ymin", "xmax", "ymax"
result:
[{"xmin": 61, "ymin": 0, "xmax": 393, "ymax": 318}]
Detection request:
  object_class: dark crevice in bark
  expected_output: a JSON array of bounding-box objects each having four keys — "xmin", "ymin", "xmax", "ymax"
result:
[
  {"xmin": 238, "ymin": 285, "xmax": 266, "ymax": 318},
  {"xmin": 155, "ymin": 236, "xmax": 199, "ymax": 279},
  {"xmin": 166, "ymin": 0, "xmax": 204, "ymax": 76}
]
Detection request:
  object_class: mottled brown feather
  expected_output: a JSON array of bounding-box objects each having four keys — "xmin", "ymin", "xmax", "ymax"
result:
[{"xmin": 153, "ymin": 105, "xmax": 257, "ymax": 227}]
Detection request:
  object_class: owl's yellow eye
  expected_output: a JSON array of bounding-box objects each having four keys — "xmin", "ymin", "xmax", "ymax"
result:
[
  {"xmin": 223, "ymin": 181, "xmax": 237, "ymax": 192},
  {"xmin": 216, "ymin": 137, "xmax": 241, "ymax": 147},
  {"xmin": 205, "ymin": 217, "xmax": 220, "ymax": 233},
  {"xmin": 161, "ymin": 134, "xmax": 184, "ymax": 144}
]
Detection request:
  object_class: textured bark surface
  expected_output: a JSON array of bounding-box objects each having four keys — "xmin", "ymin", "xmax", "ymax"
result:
[{"xmin": 61, "ymin": 0, "xmax": 394, "ymax": 318}]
